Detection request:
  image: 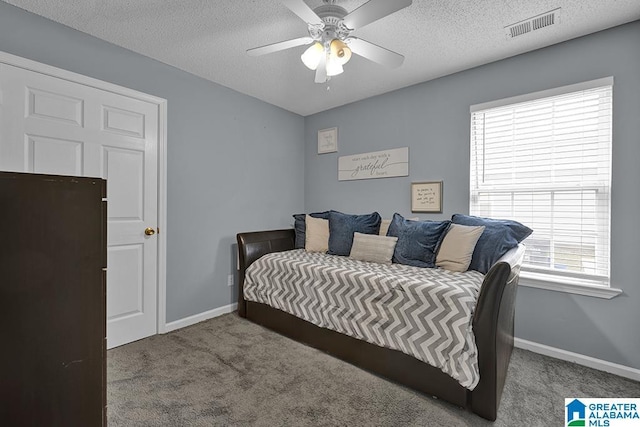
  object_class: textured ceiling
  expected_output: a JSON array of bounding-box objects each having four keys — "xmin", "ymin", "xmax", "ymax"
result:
[{"xmin": 3, "ymin": 0, "xmax": 639, "ymax": 116}]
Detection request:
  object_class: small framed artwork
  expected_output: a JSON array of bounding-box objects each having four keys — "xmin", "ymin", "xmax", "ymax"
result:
[
  {"xmin": 318, "ymin": 127, "xmax": 338, "ymax": 154},
  {"xmin": 411, "ymin": 181, "xmax": 443, "ymax": 213}
]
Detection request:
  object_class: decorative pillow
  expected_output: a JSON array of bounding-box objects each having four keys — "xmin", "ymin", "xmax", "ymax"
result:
[
  {"xmin": 451, "ymin": 214, "xmax": 533, "ymax": 274},
  {"xmin": 387, "ymin": 213, "xmax": 450, "ymax": 268},
  {"xmin": 327, "ymin": 211, "xmax": 382, "ymax": 256},
  {"xmin": 436, "ymin": 224, "xmax": 486, "ymax": 272},
  {"xmin": 349, "ymin": 232, "xmax": 398, "ymax": 264},
  {"xmin": 379, "ymin": 217, "xmax": 418, "ymax": 235},
  {"xmin": 305, "ymin": 215, "xmax": 330, "ymax": 253},
  {"xmin": 379, "ymin": 219, "xmax": 392, "ymax": 236},
  {"xmin": 293, "ymin": 211, "xmax": 331, "ymax": 248}
]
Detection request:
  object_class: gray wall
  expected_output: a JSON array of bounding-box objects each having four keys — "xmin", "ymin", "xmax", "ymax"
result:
[
  {"xmin": 2, "ymin": 1, "xmax": 638, "ymax": 371},
  {"xmin": 0, "ymin": 2, "xmax": 305, "ymax": 323},
  {"xmin": 304, "ymin": 21, "xmax": 640, "ymax": 370}
]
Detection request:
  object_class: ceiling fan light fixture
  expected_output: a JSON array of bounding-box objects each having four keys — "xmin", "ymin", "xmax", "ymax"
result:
[
  {"xmin": 301, "ymin": 42, "xmax": 324, "ymax": 70},
  {"xmin": 326, "ymin": 53, "xmax": 344, "ymax": 77},
  {"xmin": 249, "ymin": 0, "xmax": 412, "ymax": 83},
  {"xmin": 330, "ymin": 39, "xmax": 352, "ymax": 65}
]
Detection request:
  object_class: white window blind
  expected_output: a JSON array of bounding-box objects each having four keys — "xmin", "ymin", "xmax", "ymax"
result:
[{"xmin": 470, "ymin": 78, "xmax": 612, "ymax": 287}]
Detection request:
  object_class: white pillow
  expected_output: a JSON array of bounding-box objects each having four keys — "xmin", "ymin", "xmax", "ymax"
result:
[
  {"xmin": 349, "ymin": 232, "xmax": 398, "ymax": 264},
  {"xmin": 305, "ymin": 215, "xmax": 329, "ymax": 253},
  {"xmin": 436, "ymin": 224, "xmax": 485, "ymax": 272}
]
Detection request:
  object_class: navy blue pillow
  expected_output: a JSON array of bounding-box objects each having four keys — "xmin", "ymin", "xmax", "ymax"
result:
[
  {"xmin": 292, "ymin": 211, "xmax": 332, "ymax": 249},
  {"xmin": 327, "ymin": 211, "xmax": 381, "ymax": 256},
  {"xmin": 386, "ymin": 213, "xmax": 450, "ymax": 268},
  {"xmin": 451, "ymin": 214, "xmax": 533, "ymax": 274}
]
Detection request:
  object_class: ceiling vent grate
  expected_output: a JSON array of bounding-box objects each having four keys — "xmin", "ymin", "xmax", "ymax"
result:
[
  {"xmin": 509, "ymin": 21, "xmax": 531, "ymax": 38},
  {"xmin": 505, "ymin": 8, "xmax": 561, "ymax": 39},
  {"xmin": 532, "ymin": 13, "xmax": 555, "ymax": 30}
]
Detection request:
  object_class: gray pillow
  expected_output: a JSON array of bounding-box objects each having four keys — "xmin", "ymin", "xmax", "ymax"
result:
[
  {"xmin": 327, "ymin": 211, "xmax": 382, "ymax": 256},
  {"xmin": 386, "ymin": 213, "xmax": 450, "ymax": 268},
  {"xmin": 451, "ymin": 214, "xmax": 532, "ymax": 274},
  {"xmin": 349, "ymin": 232, "xmax": 398, "ymax": 264}
]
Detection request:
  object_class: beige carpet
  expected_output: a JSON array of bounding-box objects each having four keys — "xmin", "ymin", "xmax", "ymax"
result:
[{"xmin": 107, "ymin": 313, "xmax": 640, "ymax": 426}]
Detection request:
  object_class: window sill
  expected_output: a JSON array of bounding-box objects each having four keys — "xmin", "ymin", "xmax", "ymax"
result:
[{"xmin": 519, "ymin": 272, "xmax": 622, "ymax": 299}]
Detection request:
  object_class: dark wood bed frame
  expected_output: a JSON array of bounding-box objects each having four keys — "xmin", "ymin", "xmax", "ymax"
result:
[{"xmin": 236, "ymin": 229, "xmax": 524, "ymax": 421}]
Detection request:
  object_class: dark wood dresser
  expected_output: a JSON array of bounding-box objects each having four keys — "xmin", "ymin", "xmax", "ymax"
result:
[{"xmin": 0, "ymin": 172, "xmax": 107, "ymax": 426}]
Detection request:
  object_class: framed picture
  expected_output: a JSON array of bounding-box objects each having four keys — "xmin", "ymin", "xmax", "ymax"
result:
[
  {"xmin": 318, "ymin": 127, "xmax": 338, "ymax": 154},
  {"xmin": 411, "ymin": 181, "xmax": 443, "ymax": 213}
]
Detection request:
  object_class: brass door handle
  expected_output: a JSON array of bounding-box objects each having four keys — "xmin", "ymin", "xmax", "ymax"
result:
[{"xmin": 144, "ymin": 227, "xmax": 156, "ymax": 236}]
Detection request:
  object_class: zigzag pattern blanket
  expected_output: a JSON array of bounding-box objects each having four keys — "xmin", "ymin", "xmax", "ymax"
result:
[{"xmin": 243, "ymin": 249, "xmax": 485, "ymax": 389}]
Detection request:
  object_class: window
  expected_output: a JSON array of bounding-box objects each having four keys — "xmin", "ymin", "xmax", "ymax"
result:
[{"xmin": 469, "ymin": 78, "xmax": 613, "ymax": 290}]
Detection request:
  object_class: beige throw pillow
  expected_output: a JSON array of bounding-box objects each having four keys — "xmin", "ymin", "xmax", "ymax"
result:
[
  {"xmin": 379, "ymin": 219, "xmax": 392, "ymax": 236},
  {"xmin": 305, "ymin": 215, "xmax": 330, "ymax": 253},
  {"xmin": 436, "ymin": 224, "xmax": 486, "ymax": 272},
  {"xmin": 349, "ymin": 232, "xmax": 398, "ymax": 264}
]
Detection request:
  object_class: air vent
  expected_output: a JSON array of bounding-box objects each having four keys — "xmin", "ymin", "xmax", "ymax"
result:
[
  {"xmin": 505, "ymin": 8, "xmax": 561, "ymax": 39},
  {"xmin": 509, "ymin": 21, "xmax": 531, "ymax": 38},
  {"xmin": 532, "ymin": 13, "xmax": 555, "ymax": 30}
]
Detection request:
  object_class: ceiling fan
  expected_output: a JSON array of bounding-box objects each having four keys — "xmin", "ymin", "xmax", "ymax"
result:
[{"xmin": 247, "ymin": 0, "xmax": 412, "ymax": 83}]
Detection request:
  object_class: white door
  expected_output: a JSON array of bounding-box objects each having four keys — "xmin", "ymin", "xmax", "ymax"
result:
[{"xmin": 0, "ymin": 63, "xmax": 159, "ymax": 348}]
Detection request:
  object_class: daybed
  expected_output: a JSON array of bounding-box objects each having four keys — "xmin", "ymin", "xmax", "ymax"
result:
[{"xmin": 236, "ymin": 222, "xmax": 526, "ymax": 421}]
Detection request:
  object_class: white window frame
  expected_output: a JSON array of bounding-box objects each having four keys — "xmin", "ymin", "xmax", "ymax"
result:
[{"xmin": 470, "ymin": 77, "xmax": 621, "ymax": 299}]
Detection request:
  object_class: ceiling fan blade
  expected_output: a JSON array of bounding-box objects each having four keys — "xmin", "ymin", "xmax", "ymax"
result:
[
  {"xmin": 343, "ymin": 0, "xmax": 412, "ymax": 29},
  {"xmin": 282, "ymin": 0, "xmax": 324, "ymax": 25},
  {"xmin": 247, "ymin": 36, "xmax": 314, "ymax": 56},
  {"xmin": 315, "ymin": 53, "xmax": 328, "ymax": 83},
  {"xmin": 347, "ymin": 38, "xmax": 404, "ymax": 68}
]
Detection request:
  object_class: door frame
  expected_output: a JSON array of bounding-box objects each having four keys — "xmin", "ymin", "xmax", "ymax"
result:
[{"xmin": 0, "ymin": 50, "xmax": 169, "ymax": 334}]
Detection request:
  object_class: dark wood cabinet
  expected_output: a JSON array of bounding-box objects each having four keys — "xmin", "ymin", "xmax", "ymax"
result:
[{"xmin": 0, "ymin": 172, "xmax": 107, "ymax": 426}]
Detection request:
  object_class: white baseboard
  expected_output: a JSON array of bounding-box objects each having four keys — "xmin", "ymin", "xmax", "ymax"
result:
[
  {"xmin": 164, "ymin": 302, "xmax": 238, "ymax": 333},
  {"xmin": 514, "ymin": 337, "xmax": 640, "ymax": 382}
]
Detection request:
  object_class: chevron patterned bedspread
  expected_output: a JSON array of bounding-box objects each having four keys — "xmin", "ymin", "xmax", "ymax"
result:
[{"xmin": 243, "ymin": 249, "xmax": 486, "ymax": 389}]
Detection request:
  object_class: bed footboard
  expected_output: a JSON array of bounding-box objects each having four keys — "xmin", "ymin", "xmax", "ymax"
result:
[
  {"xmin": 236, "ymin": 229, "xmax": 295, "ymax": 317},
  {"xmin": 471, "ymin": 244, "xmax": 525, "ymax": 420}
]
